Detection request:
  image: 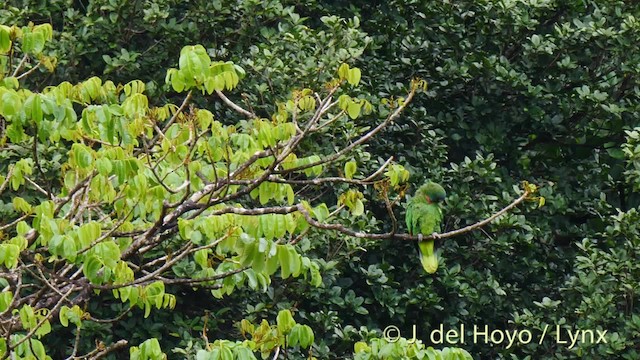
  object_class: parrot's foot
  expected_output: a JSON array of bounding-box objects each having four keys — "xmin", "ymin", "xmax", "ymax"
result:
[
  {"xmin": 417, "ymin": 234, "xmax": 423, "ymax": 241},
  {"xmin": 431, "ymin": 232, "xmax": 441, "ymax": 240}
]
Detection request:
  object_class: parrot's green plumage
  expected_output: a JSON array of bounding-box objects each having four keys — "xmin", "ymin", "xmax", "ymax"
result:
[{"xmin": 405, "ymin": 182, "xmax": 446, "ymax": 274}]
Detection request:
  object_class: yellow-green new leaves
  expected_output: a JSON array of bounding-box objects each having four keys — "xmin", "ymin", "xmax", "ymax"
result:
[
  {"xmin": 166, "ymin": 45, "xmax": 245, "ymax": 93},
  {"xmin": 130, "ymin": 338, "xmax": 165, "ymax": 360},
  {"xmin": 250, "ymin": 182, "xmax": 295, "ymax": 205},
  {"xmin": 12, "ymin": 197, "xmax": 32, "ymax": 214},
  {"xmin": 281, "ymin": 154, "xmax": 323, "ymax": 176},
  {"xmin": 0, "ymin": 23, "xmax": 52, "ymax": 56},
  {"xmin": 0, "ymin": 244, "xmax": 19, "ymax": 268},
  {"xmin": 21, "ymin": 23, "xmax": 52, "ymax": 55},
  {"xmin": 19, "ymin": 305, "xmax": 51, "ymax": 338},
  {"xmin": 276, "ymin": 309, "xmax": 295, "ymax": 334},
  {"xmin": 385, "ymin": 164, "xmax": 410, "ymax": 187},
  {"xmin": 123, "ymin": 79, "xmax": 146, "ymax": 96},
  {"xmin": 70, "ymin": 143, "xmax": 94, "ymax": 169},
  {"xmin": 0, "ymin": 24, "xmax": 56, "ymax": 83},
  {"xmin": 345, "ymin": 161, "xmax": 357, "ymax": 179},
  {"xmin": 287, "ymin": 324, "xmax": 315, "ymax": 348},
  {"xmin": 194, "ymin": 340, "xmax": 257, "ymax": 360},
  {"xmin": 278, "ymin": 310, "xmax": 315, "ymax": 348},
  {"xmin": 11, "ymin": 306, "xmax": 52, "ymax": 359},
  {"xmin": 353, "ymin": 338, "xmax": 473, "ymax": 360},
  {"xmin": 338, "ymin": 63, "xmax": 362, "ymax": 86},
  {"xmin": 59, "ymin": 305, "xmax": 84, "ymax": 328},
  {"xmin": 82, "ymin": 241, "xmax": 121, "ymax": 284},
  {"xmin": 47, "ymin": 221, "xmax": 101, "ymax": 262},
  {"xmin": 1, "ymin": 89, "xmax": 22, "ymax": 118},
  {"xmin": 0, "ymin": 290, "xmax": 11, "ymax": 313},
  {"xmin": 339, "ymin": 189, "xmax": 365, "ymax": 216},
  {"xmin": 8, "ymin": 159, "xmax": 33, "ymax": 191},
  {"xmin": 113, "ymin": 281, "xmax": 176, "ymax": 318},
  {"xmin": 0, "ymin": 25, "xmax": 11, "ymax": 53},
  {"xmin": 139, "ymin": 281, "xmax": 176, "ymax": 318},
  {"xmin": 233, "ymin": 309, "xmax": 314, "ymax": 358},
  {"xmin": 1, "ymin": 337, "xmax": 48, "ymax": 360},
  {"xmin": 338, "ymin": 94, "xmax": 373, "ymax": 119}
]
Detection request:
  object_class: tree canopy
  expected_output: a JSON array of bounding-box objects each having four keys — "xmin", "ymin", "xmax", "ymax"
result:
[{"xmin": 1, "ymin": 1, "xmax": 640, "ymax": 359}]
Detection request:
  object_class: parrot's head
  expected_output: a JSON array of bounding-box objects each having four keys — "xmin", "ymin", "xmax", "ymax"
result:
[{"xmin": 417, "ymin": 182, "xmax": 446, "ymax": 203}]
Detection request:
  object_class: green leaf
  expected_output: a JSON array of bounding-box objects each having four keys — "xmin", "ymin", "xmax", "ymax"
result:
[
  {"xmin": 347, "ymin": 68, "xmax": 361, "ymax": 86},
  {"xmin": 0, "ymin": 291, "xmax": 13, "ymax": 313},
  {"xmin": 276, "ymin": 309, "xmax": 295, "ymax": 334},
  {"xmin": 531, "ymin": 34, "xmax": 541, "ymax": 46},
  {"xmin": 345, "ymin": 161, "xmax": 357, "ymax": 179},
  {"xmin": 354, "ymin": 341, "xmax": 370, "ymax": 353},
  {"xmin": 347, "ymin": 101, "xmax": 362, "ymax": 119},
  {"xmin": 194, "ymin": 249, "xmax": 209, "ymax": 268},
  {"xmin": 83, "ymin": 255, "xmax": 103, "ymax": 283},
  {"xmin": 338, "ymin": 63, "xmax": 350, "ymax": 80},
  {"xmin": 62, "ymin": 236, "xmax": 78, "ymax": 262},
  {"xmin": 12, "ymin": 197, "xmax": 32, "ymax": 214},
  {"xmin": 0, "ymin": 244, "xmax": 19, "ymax": 268},
  {"xmin": 278, "ymin": 245, "xmax": 291, "ymax": 279},
  {"xmin": 299, "ymin": 325, "xmax": 314, "ymax": 348},
  {"xmin": 309, "ymin": 262, "xmax": 322, "ymax": 287},
  {"xmin": 312, "ymin": 204, "xmax": 330, "ymax": 222},
  {"xmin": 1, "ymin": 91, "xmax": 21, "ymax": 117},
  {"xmin": 30, "ymin": 339, "xmax": 46, "ymax": 359},
  {"xmin": 59, "ymin": 306, "xmax": 69, "ymax": 327},
  {"xmin": 92, "ymin": 241, "xmax": 121, "ymax": 269},
  {"xmin": 72, "ymin": 143, "xmax": 93, "ymax": 169},
  {"xmin": 0, "ymin": 26, "xmax": 11, "ymax": 53},
  {"xmin": 352, "ymin": 199, "xmax": 364, "ymax": 216},
  {"xmin": 95, "ymin": 157, "xmax": 113, "ymax": 175}
]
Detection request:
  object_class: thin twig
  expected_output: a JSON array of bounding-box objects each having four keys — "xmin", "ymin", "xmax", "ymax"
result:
[
  {"xmin": 87, "ymin": 339, "xmax": 128, "ymax": 360},
  {"xmin": 11, "ymin": 54, "xmax": 29, "ymax": 77},
  {"xmin": 16, "ymin": 62, "xmax": 41, "ymax": 80},
  {"xmin": 277, "ymin": 88, "xmax": 417, "ymax": 175},
  {"xmin": 0, "ymin": 166, "xmax": 14, "ymax": 194}
]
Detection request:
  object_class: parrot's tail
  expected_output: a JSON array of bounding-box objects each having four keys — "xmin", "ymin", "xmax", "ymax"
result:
[
  {"xmin": 420, "ymin": 253, "xmax": 438, "ymax": 274},
  {"xmin": 418, "ymin": 240, "xmax": 438, "ymax": 274}
]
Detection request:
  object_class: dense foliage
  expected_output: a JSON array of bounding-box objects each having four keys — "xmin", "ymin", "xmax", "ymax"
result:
[{"xmin": 1, "ymin": 0, "xmax": 639, "ymax": 359}]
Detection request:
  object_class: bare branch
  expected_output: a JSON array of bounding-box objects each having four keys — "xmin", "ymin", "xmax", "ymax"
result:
[
  {"xmin": 7, "ymin": 287, "xmax": 75, "ymax": 352},
  {"xmin": 215, "ymin": 90, "xmax": 256, "ymax": 118},
  {"xmin": 159, "ymin": 266, "xmax": 248, "ymax": 285},
  {"xmin": 11, "ymin": 54, "xmax": 29, "ymax": 77},
  {"xmin": 0, "ymin": 165, "xmax": 14, "ymax": 195},
  {"xmin": 0, "ymin": 213, "xmax": 30, "ymax": 231},
  {"xmin": 364, "ymin": 157, "xmax": 394, "ymax": 182},
  {"xmin": 277, "ymin": 88, "xmax": 417, "ymax": 175},
  {"xmin": 15, "ymin": 62, "xmax": 41, "ymax": 80},
  {"xmin": 85, "ymin": 339, "xmax": 129, "ymax": 360},
  {"xmin": 134, "ymin": 90, "xmax": 193, "ymax": 157}
]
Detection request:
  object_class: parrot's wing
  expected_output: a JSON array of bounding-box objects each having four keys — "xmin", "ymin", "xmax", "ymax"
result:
[
  {"xmin": 418, "ymin": 203, "xmax": 442, "ymax": 235},
  {"xmin": 407, "ymin": 202, "xmax": 430, "ymax": 235},
  {"xmin": 417, "ymin": 204, "xmax": 443, "ymax": 274}
]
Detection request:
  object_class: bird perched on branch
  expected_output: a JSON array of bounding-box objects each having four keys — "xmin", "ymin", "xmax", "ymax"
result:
[{"xmin": 405, "ymin": 182, "xmax": 446, "ymax": 274}]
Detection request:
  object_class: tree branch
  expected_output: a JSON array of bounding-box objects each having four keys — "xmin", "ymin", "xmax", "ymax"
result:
[
  {"xmin": 296, "ymin": 187, "xmax": 532, "ymax": 241},
  {"xmin": 215, "ymin": 90, "xmax": 256, "ymax": 118}
]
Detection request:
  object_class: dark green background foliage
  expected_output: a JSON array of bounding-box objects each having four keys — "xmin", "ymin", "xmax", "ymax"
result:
[{"xmin": 2, "ymin": 0, "xmax": 640, "ymax": 359}]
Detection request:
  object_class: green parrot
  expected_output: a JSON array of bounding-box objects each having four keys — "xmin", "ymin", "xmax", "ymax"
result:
[{"xmin": 405, "ymin": 182, "xmax": 446, "ymax": 274}]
